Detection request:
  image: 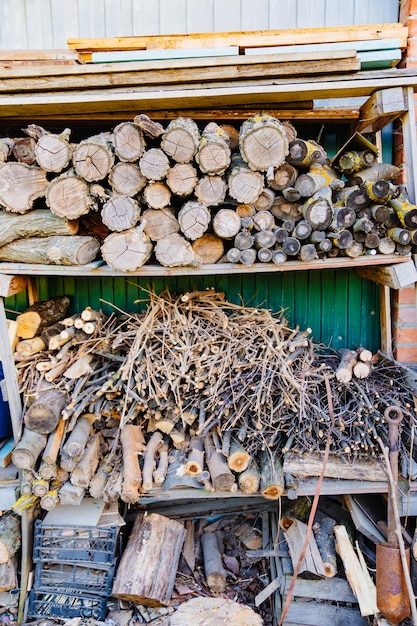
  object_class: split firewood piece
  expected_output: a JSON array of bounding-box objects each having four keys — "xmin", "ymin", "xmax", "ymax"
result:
[
  {"xmin": 46, "ymin": 172, "xmax": 97, "ymax": 221},
  {"xmin": 108, "ymin": 161, "xmax": 147, "ymax": 196},
  {"xmin": 112, "ymin": 512, "xmax": 186, "ymax": 606},
  {"xmin": 336, "ymin": 349, "xmax": 358, "ymax": 383},
  {"xmin": 334, "ymin": 524, "xmax": 378, "ymax": 616},
  {"xmin": 350, "ymin": 162, "xmax": 401, "ymax": 185},
  {"xmin": 238, "ymin": 459, "xmax": 261, "ymax": 494},
  {"xmin": 337, "ymin": 149, "xmax": 377, "ymax": 174},
  {"xmin": 89, "ymin": 459, "xmax": 111, "ymax": 499},
  {"xmin": 24, "ymin": 125, "xmax": 72, "ymax": 173},
  {"xmin": 155, "ymin": 233, "xmax": 201, "ymax": 268},
  {"xmin": 185, "ymin": 436, "xmax": 205, "ymax": 477},
  {"xmin": 313, "ymin": 516, "xmax": 337, "ymax": 578},
  {"xmin": 390, "ymin": 195, "xmax": 417, "ymax": 229},
  {"xmin": 70, "ymin": 433, "xmax": 101, "ymax": 489},
  {"xmin": 0, "ymin": 137, "xmax": 13, "ymax": 162},
  {"xmin": 212, "ymin": 208, "xmax": 241, "ymax": 240},
  {"xmin": 24, "ymin": 389, "xmax": 68, "ymax": 434},
  {"xmin": 353, "ymin": 348, "xmax": 373, "ymax": 379},
  {"xmin": 73, "ymin": 132, "xmax": 115, "ymax": 182},
  {"xmin": 287, "ymin": 138, "xmax": 327, "ymax": 167},
  {"xmin": 161, "ymin": 116, "xmax": 200, "ymax": 164},
  {"xmin": 0, "ymin": 514, "xmax": 21, "ymax": 564},
  {"xmin": 239, "ymin": 114, "xmax": 288, "ymax": 172},
  {"xmin": 201, "ymin": 531, "xmax": 227, "ymax": 593},
  {"xmin": 0, "ymin": 557, "xmax": 18, "ymax": 592},
  {"xmin": 268, "ymin": 162, "xmax": 298, "ymax": 191},
  {"xmin": 44, "ymin": 357, "xmax": 71, "ymax": 382},
  {"xmin": 141, "ymin": 207, "xmax": 179, "ymax": 241},
  {"xmin": 101, "ymin": 195, "xmax": 141, "ymax": 232},
  {"xmin": 63, "ymin": 415, "xmax": 93, "ymax": 457},
  {"xmin": 295, "ymin": 164, "xmax": 344, "ymax": 198},
  {"xmin": 12, "ymin": 137, "xmax": 36, "ymax": 164},
  {"xmin": 142, "ymin": 431, "xmax": 163, "ymax": 492},
  {"xmin": 58, "ymin": 481, "xmax": 85, "ymax": 506},
  {"xmin": 166, "ymin": 162, "xmax": 198, "ymax": 196},
  {"xmin": 134, "ymin": 113, "xmax": 165, "ymax": 139},
  {"xmin": 205, "ymin": 434, "xmax": 236, "ymax": 492},
  {"xmin": 195, "ymin": 175, "xmax": 227, "ymax": 207},
  {"xmin": 227, "ymin": 439, "xmax": 251, "ymax": 473},
  {"xmin": 153, "ymin": 443, "xmax": 169, "ymax": 485},
  {"xmin": 15, "ymin": 336, "xmax": 46, "ymax": 357},
  {"xmin": 192, "ymin": 233, "xmax": 224, "ymax": 264},
  {"xmin": 335, "ymin": 185, "xmax": 370, "ymax": 211},
  {"xmin": 300, "ymin": 186, "xmax": 333, "ymax": 231},
  {"xmin": 196, "ymin": 123, "xmax": 231, "ymax": 175},
  {"xmin": 112, "ymin": 121, "xmax": 145, "ymax": 162},
  {"xmin": 143, "ymin": 181, "xmax": 171, "ymax": 210},
  {"xmin": 0, "ymin": 234, "xmax": 99, "ymax": 266},
  {"xmin": 64, "ymin": 354, "xmax": 94, "ymax": 379},
  {"xmin": 281, "ymin": 517, "xmax": 326, "ymax": 578},
  {"xmin": 259, "ymin": 449, "xmax": 284, "ymax": 500},
  {"xmin": 11, "ymin": 427, "xmax": 47, "ymax": 470},
  {"xmin": 120, "ymin": 423, "xmax": 146, "ymax": 504},
  {"xmin": 170, "ymin": 597, "xmax": 263, "ymax": 626},
  {"xmin": 16, "ymin": 295, "xmax": 70, "ymax": 339},
  {"xmin": 101, "ymin": 226, "xmax": 153, "ymax": 271},
  {"xmin": 139, "ymin": 147, "xmax": 170, "ymax": 181},
  {"xmin": 228, "ymin": 155, "xmax": 264, "ymax": 204},
  {"xmin": 178, "ymin": 201, "xmax": 211, "ymax": 241},
  {"xmin": 253, "ymin": 187, "xmax": 276, "ymax": 211},
  {"xmin": 0, "ymin": 163, "xmax": 48, "ymax": 213},
  {"xmin": 0, "ymin": 208, "xmax": 78, "ymax": 248}
]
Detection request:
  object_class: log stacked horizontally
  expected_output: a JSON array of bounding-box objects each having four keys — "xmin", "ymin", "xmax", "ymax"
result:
[
  {"xmin": 0, "ymin": 112, "xmax": 412, "ymax": 268},
  {"xmin": 10, "ymin": 289, "xmax": 417, "ymax": 510}
]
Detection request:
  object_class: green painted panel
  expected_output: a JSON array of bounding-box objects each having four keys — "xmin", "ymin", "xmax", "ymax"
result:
[{"xmin": 5, "ymin": 270, "xmax": 379, "ymax": 352}]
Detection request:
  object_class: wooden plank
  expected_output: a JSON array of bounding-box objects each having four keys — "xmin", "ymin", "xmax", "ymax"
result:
[
  {"xmin": 358, "ymin": 49, "xmax": 402, "ymax": 70},
  {"xmin": 244, "ymin": 38, "xmax": 404, "ymax": 56},
  {"xmin": 91, "ymin": 46, "xmax": 240, "ymax": 62},
  {"xmin": 66, "ymin": 23, "xmax": 408, "ymax": 54},
  {"xmin": 344, "ymin": 495, "xmax": 386, "ymax": 544},
  {"xmin": 0, "ymin": 275, "xmax": 27, "ymax": 297},
  {"xmin": 355, "ymin": 260, "xmax": 417, "ymax": 289},
  {"xmin": 0, "ymin": 50, "xmax": 83, "ymax": 62},
  {"xmin": 283, "ymin": 575, "xmax": 358, "ymax": 603},
  {"xmin": 0, "ymin": 254, "xmax": 408, "ymax": 278},
  {"xmin": 356, "ymin": 86, "xmax": 408, "ymax": 133},
  {"xmin": 284, "ymin": 602, "xmax": 368, "ymax": 626},
  {"xmin": 402, "ymin": 86, "xmax": 417, "ymax": 204},
  {"xmin": 0, "ymin": 298, "xmax": 21, "ymax": 442},
  {"xmin": 0, "ymin": 439, "xmax": 15, "ymax": 468},
  {"xmin": 380, "ymin": 285, "xmax": 393, "ymax": 358},
  {"xmin": 0, "ymin": 69, "xmax": 415, "ymax": 116}
]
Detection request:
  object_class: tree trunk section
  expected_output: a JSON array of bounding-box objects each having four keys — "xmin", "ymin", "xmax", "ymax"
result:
[
  {"xmin": 196, "ymin": 123, "xmax": 231, "ymax": 175},
  {"xmin": 139, "ymin": 148, "xmax": 170, "ymax": 181},
  {"xmin": 350, "ymin": 162, "xmax": 401, "ymax": 185},
  {"xmin": 271, "ymin": 196, "xmax": 301, "ymax": 221},
  {"xmin": 212, "ymin": 208, "xmax": 241, "ymax": 239},
  {"xmin": 313, "ymin": 517, "xmax": 337, "ymax": 578},
  {"xmin": 228, "ymin": 439, "xmax": 251, "ymax": 473},
  {"xmin": 166, "ymin": 162, "xmax": 197, "ymax": 196},
  {"xmin": 108, "ymin": 161, "xmax": 147, "ymax": 196},
  {"xmin": 155, "ymin": 233, "xmax": 201, "ymax": 268},
  {"xmin": 101, "ymin": 227, "xmax": 153, "ymax": 271},
  {"xmin": 260, "ymin": 449, "xmax": 284, "ymax": 500},
  {"xmin": 239, "ymin": 459, "xmax": 261, "ymax": 494},
  {"xmin": 101, "ymin": 195, "xmax": 141, "ymax": 232},
  {"xmin": 192, "ymin": 234, "xmax": 224, "ymax": 264},
  {"xmin": 335, "ymin": 185, "xmax": 370, "ymax": 211},
  {"xmin": 112, "ymin": 121, "xmax": 145, "ymax": 162},
  {"xmin": 336, "ymin": 349, "xmax": 358, "ymax": 383},
  {"xmin": 133, "ymin": 113, "xmax": 165, "ymax": 139},
  {"xmin": 141, "ymin": 207, "xmax": 179, "ymax": 241},
  {"xmin": 0, "ymin": 235, "xmax": 100, "ymax": 265},
  {"xmin": 185, "ymin": 437, "xmax": 205, "ymax": 476},
  {"xmin": 34, "ymin": 129, "xmax": 72, "ymax": 173},
  {"xmin": 239, "ymin": 114, "xmax": 288, "ymax": 172},
  {"xmin": 201, "ymin": 531, "xmax": 227, "ymax": 593},
  {"xmin": 11, "ymin": 427, "xmax": 47, "ymax": 470},
  {"xmin": 0, "ymin": 163, "xmax": 48, "ymax": 213},
  {"xmin": 0, "ymin": 208, "xmax": 78, "ymax": 248},
  {"xmin": 46, "ymin": 170, "xmax": 97, "ymax": 219},
  {"xmin": 195, "ymin": 175, "xmax": 227, "ymax": 207},
  {"xmin": 73, "ymin": 132, "xmax": 115, "ymax": 182},
  {"xmin": 16, "ymin": 295, "xmax": 70, "ymax": 339},
  {"xmin": 295, "ymin": 165, "xmax": 343, "ymax": 198},
  {"xmin": 287, "ymin": 139, "xmax": 327, "ymax": 167},
  {"xmin": 268, "ymin": 163, "xmax": 298, "ymax": 191},
  {"xmin": 178, "ymin": 201, "xmax": 211, "ymax": 241},
  {"xmin": 161, "ymin": 117, "xmax": 200, "ymax": 164},
  {"xmin": 24, "ymin": 389, "xmax": 67, "ymax": 434},
  {"xmin": 301, "ymin": 187, "xmax": 333, "ymax": 230},
  {"xmin": 228, "ymin": 156, "xmax": 264, "ymax": 204},
  {"xmin": 112, "ymin": 512, "xmax": 186, "ymax": 606},
  {"xmin": 143, "ymin": 182, "xmax": 171, "ymax": 210}
]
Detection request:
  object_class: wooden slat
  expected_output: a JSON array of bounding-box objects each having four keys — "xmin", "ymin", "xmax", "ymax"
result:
[
  {"xmin": 283, "ymin": 575, "xmax": 358, "ymax": 603},
  {"xmin": 0, "ymin": 49, "xmax": 83, "ymax": 62},
  {"xmin": 244, "ymin": 38, "xmax": 404, "ymax": 56},
  {"xmin": 67, "ymin": 23, "xmax": 408, "ymax": 55},
  {"xmin": 284, "ymin": 603, "xmax": 367, "ymax": 626},
  {"xmin": 0, "ymin": 254, "xmax": 408, "ymax": 278}
]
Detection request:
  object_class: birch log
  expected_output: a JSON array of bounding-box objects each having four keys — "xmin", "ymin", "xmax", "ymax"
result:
[
  {"xmin": 73, "ymin": 132, "xmax": 115, "ymax": 182},
  {"xmin": 0, "ymin": 208, "xmax": 78, "ymax": 248},
  {"xmin": 101, "ymin": 227, "xmax": 153, "ymax": 271},
  {"xmin": 112, "ymin": 121, "xmax": 145, "ymax": 162},
  {"xmin": 239, "ymin": 114, "xmax": 288, "ymax": 171},
  {"xmin": 0, "ymin": 235, "xmax": 100, "ymax": 265}
]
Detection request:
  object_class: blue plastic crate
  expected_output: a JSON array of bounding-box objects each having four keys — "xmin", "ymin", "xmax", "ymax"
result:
[
  {"xmin": 33, "ymin": 520, "xmax": 118, "ymax": 564},
  {"xmin": 28, "ymin": 589, "xmax": 107, "ymax": 620},
  {"xmin": 34, "ymin": 558, "xmax": 117, "ymax": 596}
]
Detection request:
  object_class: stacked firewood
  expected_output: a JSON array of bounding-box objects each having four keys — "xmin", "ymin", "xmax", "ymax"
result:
[
  {"xmin": 10, "ymin": 290, "xmax": 417, "ymax": 511},
  {"xmin": 0, "ymin": 114, "xmax": 414, "ymax": 267}
]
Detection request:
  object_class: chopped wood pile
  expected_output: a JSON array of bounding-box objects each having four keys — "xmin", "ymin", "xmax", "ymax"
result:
[
  {"xmin": 0, "ymin": 111, "xmax": 413, "ymax": 269},
  {"xmin": 10, "ymin": 289, "xmax": 417, "ymax": 511}
]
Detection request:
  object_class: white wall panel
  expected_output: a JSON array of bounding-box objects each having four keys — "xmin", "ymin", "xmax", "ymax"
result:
[{"xmin": 0, "ymin": 0, "xmax": 400, "ymax": 50}]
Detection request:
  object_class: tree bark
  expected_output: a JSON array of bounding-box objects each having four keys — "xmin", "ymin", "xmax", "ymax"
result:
[
  {"xmin": 11, "ymin": 427, "xmax": 47, "ymax": 470},
  {"xmin": 16, "ymin": 295, "xmax": 70, "ymax": 339},
  {"xmin": 351, "ymin": 162, "xmax": 401, "ymax": 185},
  {"xmin": 0, "ymin": 234, "xmax": 100, "ymax": 265},
  {"xmin": 24, "ymin": 389, "xmax": 67, "ymax": 434},
  {"xmin": 0, "ymin": 208, "xmax": 78, "ymax": 248},
  {"xmin": 112, "ymin": 512, "xmax": 186, "ymax": 606}
]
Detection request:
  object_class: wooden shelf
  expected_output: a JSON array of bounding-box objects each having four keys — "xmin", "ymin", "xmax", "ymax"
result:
[{"xmin": 0, "ymin": 253, "xmax": 409, "ymax": 278}]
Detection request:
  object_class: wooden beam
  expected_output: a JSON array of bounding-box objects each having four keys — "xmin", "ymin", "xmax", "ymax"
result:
[
  {"xmin": 355, "ymin": 260, "xmax": 417, "ymax": 289},
  {"xmin": 0, "ymin": 274, "xmax": 27, "ymax": 298},
  {"xmin": 401, "ymin": 86, "xmax": 417, "ymax": 204},
  {"xmin": 356, "ymin": 87, "xmax": 407, "ymax": 133},
  {"xmin": 380, "ymin": 285, "xmax": 393, "ymax": 357}
]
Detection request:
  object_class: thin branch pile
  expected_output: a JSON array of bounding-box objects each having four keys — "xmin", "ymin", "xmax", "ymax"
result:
[{"xmin": 11, "ymin": 289, "xmax": 417, "ymax": 509}]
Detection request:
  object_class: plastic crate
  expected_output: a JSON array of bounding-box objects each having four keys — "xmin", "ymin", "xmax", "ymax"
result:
[
  {"xmin": 33, "ymin": 520, "xmax": 118, "ymax": 564},
  {"xmin": 28, "ymin": 589, "xmax": 107, "ymax": 620},
  {"xmin": 34, "ymin": 558, "xmax": 117, "ymax": 596}
]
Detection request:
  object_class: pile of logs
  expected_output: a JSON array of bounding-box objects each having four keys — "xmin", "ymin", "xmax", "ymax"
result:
[
  {"xmin": 0, "ymin": 113, "xmax": 413, "ymax": 268},
  {"xmin": 9, "ymin": 289, "xmax": 417, "ymax": 510}
]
